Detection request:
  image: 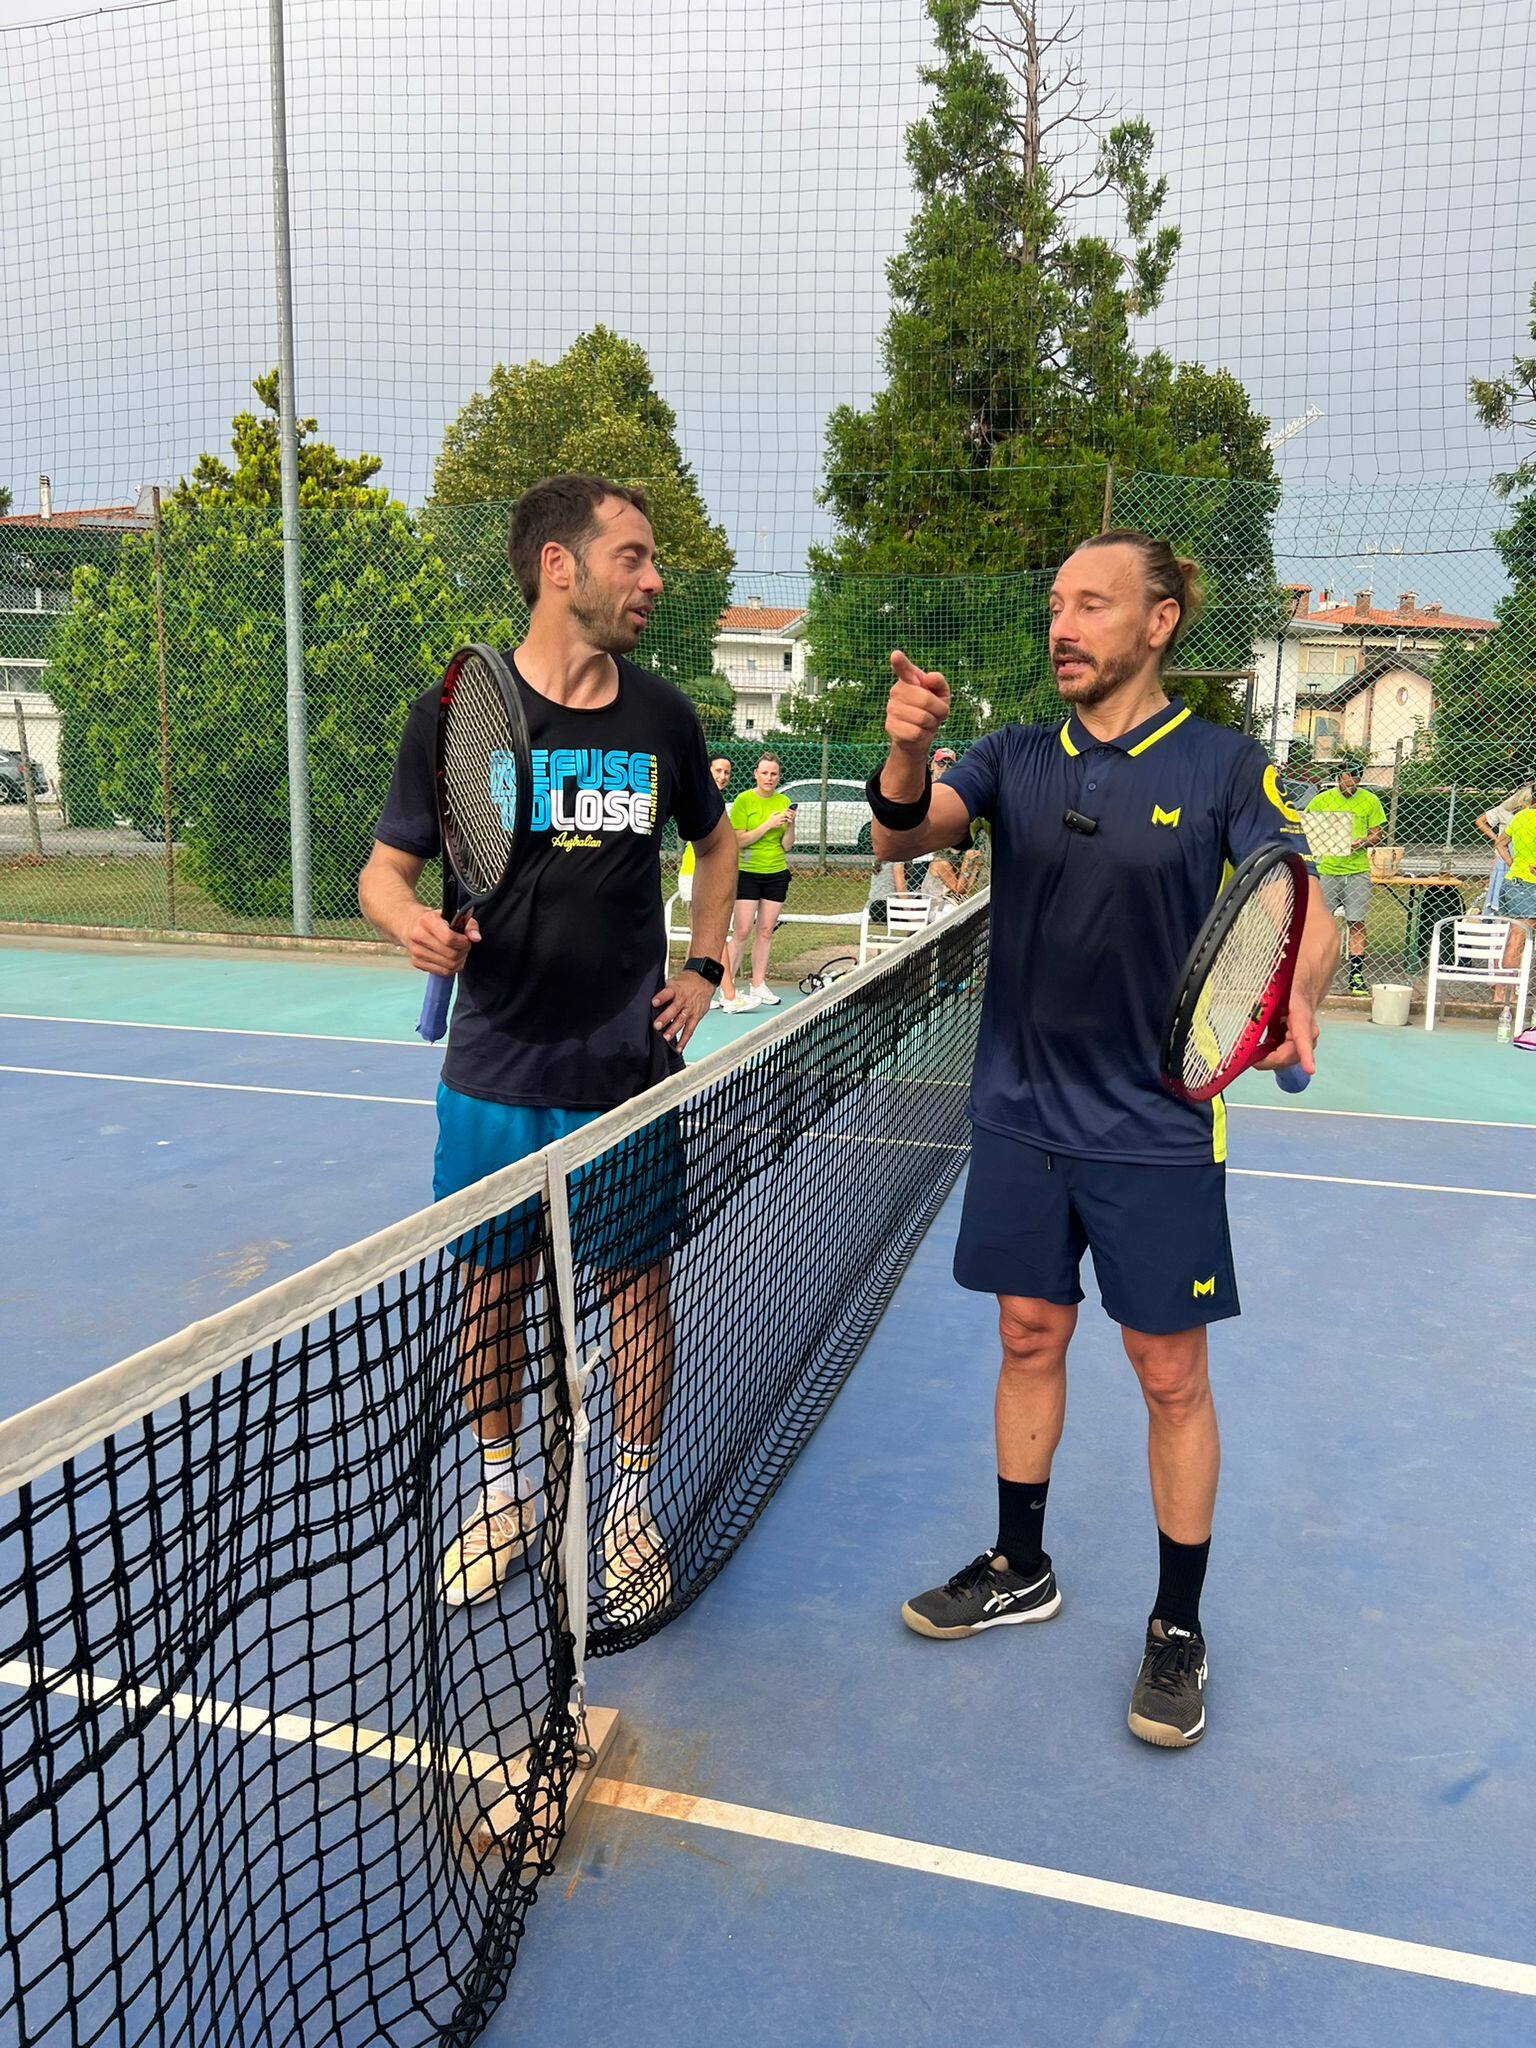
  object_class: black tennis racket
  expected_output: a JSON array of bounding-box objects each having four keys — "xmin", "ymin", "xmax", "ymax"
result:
[
  {"xmin": 1161, "ymin": 843, "xmax": 1312, "ymax": 1102},
  {"xmin": 415, "ymin": 645, "xmax": 533, "ymax": 1044}
]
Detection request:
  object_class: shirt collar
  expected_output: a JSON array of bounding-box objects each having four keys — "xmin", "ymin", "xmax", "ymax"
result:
[{"xmin": 1059, "ymin": 696, "xmax": 1191, "ymax": 759}]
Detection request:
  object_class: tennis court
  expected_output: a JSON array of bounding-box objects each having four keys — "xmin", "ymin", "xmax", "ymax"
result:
[{"xmin": 3, "ymin": 910, "xmax": 1533, "ymax": 2048}]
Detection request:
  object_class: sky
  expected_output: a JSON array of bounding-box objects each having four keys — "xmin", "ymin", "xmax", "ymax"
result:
[{"xmin": 1, "ymin": 0, "xmax": 1532, "ymax": 612}]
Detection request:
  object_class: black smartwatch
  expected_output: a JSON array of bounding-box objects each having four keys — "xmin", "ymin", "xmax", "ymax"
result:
[{"xmin": 683, "ymin": 954, "xmax": 725, "ymax": 987}]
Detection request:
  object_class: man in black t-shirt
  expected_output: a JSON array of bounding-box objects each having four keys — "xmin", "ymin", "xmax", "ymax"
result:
[{"xmin": 360, "ymin": 475, "xmax": 737, "ymax": 1622}]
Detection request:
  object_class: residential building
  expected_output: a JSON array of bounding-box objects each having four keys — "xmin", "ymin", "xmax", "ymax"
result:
[{"xmin": 712, "ymin": 599, "xmax": 809, "ymax": 735}]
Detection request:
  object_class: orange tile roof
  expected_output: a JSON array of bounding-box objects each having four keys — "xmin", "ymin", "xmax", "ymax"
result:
[
  {"xmin": 1302, "ymin": 599, "xmax": 1493, "ymax": 633},
  {"xmin": 0, "ymin": 505, "xmax": 148, "ymax": 529},
  {"xmin": 716, "ymin": 605, "xmax": 805, "ymax": 632}
]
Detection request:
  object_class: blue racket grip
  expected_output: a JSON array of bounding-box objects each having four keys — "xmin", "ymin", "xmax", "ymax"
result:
[
  {"xmin": 1275, "ymin": 1063, "xmax": 1312, "ymax": 1094},
  {"xmin": 416, "ymin": 971, "xmax": 454, "ymax": 1044}
]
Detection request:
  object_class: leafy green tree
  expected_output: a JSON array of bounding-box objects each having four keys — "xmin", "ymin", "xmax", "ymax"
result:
[
  {"xmin": 1399, "ymin": 288, "xmax": 1536, "ymax": 795},
  {"xmin": 680, "ymin": 671, "xmax": 736, "ymax": 744},
  {"xmin": 427, "ymin": 325, "xmax": 733, "ymax": 685},
  {"xmin": 48, "ymin": 377, "xmax": 462, "ymax": 918},
  {"xmin": 801, "ymin": 0, "xmax": 1277, "ymax": 740}
]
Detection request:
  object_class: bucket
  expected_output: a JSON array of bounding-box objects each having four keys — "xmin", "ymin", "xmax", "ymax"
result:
[{"xmin": 1370, "ymin": 982, "xmax": 1412, "ymax": 1027}]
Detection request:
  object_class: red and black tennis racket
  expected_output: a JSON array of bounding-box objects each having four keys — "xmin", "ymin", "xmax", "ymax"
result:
[
  {"xmin": 1160, "ymin": 843, "xmax": 1312, "ymax": 1101},
  {"xmin": 415, "ymin": 645, "xmax": 533, "ymax": 1044}
]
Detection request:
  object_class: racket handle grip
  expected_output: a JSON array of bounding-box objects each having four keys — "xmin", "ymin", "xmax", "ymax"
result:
[
  {"xmin": 416, "ymin": 972, "xmax": 455, "ymax": 1044},
  {"xmin": 1275, "ymin": 1064, "xmax": 1312, "ymax": 1094}
]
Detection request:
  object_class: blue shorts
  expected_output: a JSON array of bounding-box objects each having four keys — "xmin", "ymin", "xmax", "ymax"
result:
[
  {"xmin": 953, "ymin": 1125, "xmax": 1239, "ymax": 1335},
  {"xmin": 1500, "ymin": 877, "xmax": 1536, "ymax": 919},
  {"xmin": 433, "ymin": 1082, "xmax": 686, "ymax": 1274}
]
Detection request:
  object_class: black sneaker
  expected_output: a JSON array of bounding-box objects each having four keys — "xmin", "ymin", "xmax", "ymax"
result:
[
  {"xmin": 901, "ymin": 1551, "xmax": 1061, "ymax": 1639},
  {"xmin": 1128, "ymin": 1620, "xmax": 1208, "ymax": 1747}
]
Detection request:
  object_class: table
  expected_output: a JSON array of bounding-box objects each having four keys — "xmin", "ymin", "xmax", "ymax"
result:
[{"xmin": 1369, "ymin": 872, "xmax": 1484, "ymax": 969}]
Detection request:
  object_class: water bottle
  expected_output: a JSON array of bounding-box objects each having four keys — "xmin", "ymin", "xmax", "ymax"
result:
[{"xmin": 1498, "ymin": 1004, "xmax": 1513, "ymax": 1044}]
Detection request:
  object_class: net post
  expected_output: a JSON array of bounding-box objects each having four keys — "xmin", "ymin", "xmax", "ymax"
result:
[{"xmin": 544, "ymin": 1137, "xmax": 595, "ymax": 1738}]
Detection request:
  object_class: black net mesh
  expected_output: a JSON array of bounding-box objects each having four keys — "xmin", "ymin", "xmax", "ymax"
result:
[
  {"xmin": 0, "ymin": 1188, "xmax": 579, "ymax": 2048},
  {"xmin": 0, "ymin": 899, "xmax": 990, "ymax": 2041}
]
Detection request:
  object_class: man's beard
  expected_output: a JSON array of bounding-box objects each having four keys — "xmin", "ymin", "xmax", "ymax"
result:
[
  {"xmin": 571, "ymin": 576, "xmax": 644, "ymax": 653},
  {"xmin": 1053, "ymin": 647, "xmax": 1142, "ymax": 706}
]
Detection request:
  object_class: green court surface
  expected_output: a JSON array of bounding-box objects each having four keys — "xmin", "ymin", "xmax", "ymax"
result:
[{"xmin": 0, "ymin": 935, "xmax": 804, "ymax": 1058}]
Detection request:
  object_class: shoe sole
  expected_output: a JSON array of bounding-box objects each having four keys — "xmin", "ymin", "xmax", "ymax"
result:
[
  {"xmin": 900, "ymin": 1588, "xmax": 1062, "ymax": 1639},
  {"xmin": 1127, "ymin": 1707, "xmax": 1205, "ymax": 1747}
]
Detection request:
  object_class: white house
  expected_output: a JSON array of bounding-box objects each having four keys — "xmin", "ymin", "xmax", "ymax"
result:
[
  {"xmin": 712, "ymin": 600, "xmax": 809, "ymax": 735},
  {"xmin": 1248, "ymin": 585, "xmax": 1493, "ymax": 770}
]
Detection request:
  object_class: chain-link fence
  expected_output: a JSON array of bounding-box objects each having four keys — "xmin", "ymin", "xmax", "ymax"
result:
[{"xmin": 1, "ymin": 481, "xmax": 1530, "ymax": 1000}]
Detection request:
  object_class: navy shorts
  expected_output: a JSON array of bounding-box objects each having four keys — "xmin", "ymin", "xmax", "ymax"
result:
[
  {"xmin": 954, "ymin": 1125, "xmax": 1239, "ymax": 1335},
  {"xmin": 434, "ymin": 1081, "xmax": 686, "ymax": 1275}
]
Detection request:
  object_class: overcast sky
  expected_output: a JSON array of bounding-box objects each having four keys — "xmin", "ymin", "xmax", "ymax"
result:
[{"xmin": 2, "ymin": 0, "xmax": 1531, "ymax": 610}]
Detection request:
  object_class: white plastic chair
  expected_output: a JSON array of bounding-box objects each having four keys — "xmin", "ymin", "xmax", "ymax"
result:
[
  {"xmin": 865, "ymin": 891, "xmax": 934, "ymax": 956},
  {"xmin": 1424, "ymin": 915, "xmax": 1532, "ymax": 1033}
]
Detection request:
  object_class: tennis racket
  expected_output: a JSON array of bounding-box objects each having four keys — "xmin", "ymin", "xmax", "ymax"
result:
[
  {"xmin": 1160, "ymin": 843, "xmax": 1313, "ymax": 1102},
  {"xmin": 415, "ymin": 645, "xmax": 533, "ymax": 1043}
]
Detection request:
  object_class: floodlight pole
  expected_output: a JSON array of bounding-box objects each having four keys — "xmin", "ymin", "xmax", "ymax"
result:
[{"xmin": 268, "ymin": 0, "xmax": 313, "ymax": 935}]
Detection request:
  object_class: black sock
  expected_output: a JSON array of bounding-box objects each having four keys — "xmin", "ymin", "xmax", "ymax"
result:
[
  {"xmin": 1152, "ymin": 1529, "xmax": 1210, "ymax": 1637},
  {"xmin": 996, "ymin": 1476, "xmax": 1049, "ymax": 1576}
]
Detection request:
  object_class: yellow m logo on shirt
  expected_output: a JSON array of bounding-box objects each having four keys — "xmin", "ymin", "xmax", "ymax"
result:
[
  {"xmin": 1151, "ymin": 805, "xmax": 1182, "ymax": 828},
  {"xmin": 1192, "ymin": 1275, "xmax": 1215, "ymax": 1298}
]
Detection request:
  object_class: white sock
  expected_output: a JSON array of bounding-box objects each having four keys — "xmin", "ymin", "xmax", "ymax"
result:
[
  {"xmin": 612, "ymin": 1440, "xmax": 658, "ymax": 1506},
  {"xmin": 480, "ymin": 1436, "xmax": 518, "ymax": 1506}
]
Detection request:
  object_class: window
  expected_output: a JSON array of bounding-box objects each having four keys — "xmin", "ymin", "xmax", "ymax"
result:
[
  {"xmin": 782, "ymin": 650, "xmax": 793, "ymax": 671},
  {"xmin": 1297, "ymin": 643, "xmax": 1353, "ymax": 677},
  {"xmin": 746, "ymin": 657, "xmax": 757, "ymax": 672}
]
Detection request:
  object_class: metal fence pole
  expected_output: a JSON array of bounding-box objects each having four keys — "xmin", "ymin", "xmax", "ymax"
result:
[
  {"xmin": 268, "ymin": 0, "xmax": 313, "ymax": 935},
  {"xmin": 818, "ymin": 733, "xmax": 830, "ymax": 874},
  {"xmin": 1386, "ymin": 736, "xmax": 1404, "ymax": 848},
  {"xmin": 150, "ymin": 487, "xmax": 177, "ymax": 927},
  {"xmin": 12, "ymin": 697, "xmax": 43, "ymax": 862}
]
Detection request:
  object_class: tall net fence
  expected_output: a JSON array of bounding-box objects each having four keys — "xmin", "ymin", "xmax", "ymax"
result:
[{"xmin": 2, "ymin": 0, "xmax": 1534, "ymax": 995}]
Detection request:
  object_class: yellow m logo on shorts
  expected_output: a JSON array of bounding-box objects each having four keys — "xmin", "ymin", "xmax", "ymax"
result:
[
  {"xmin": 1151, "ymin": 805, "xmax": 1181, "ymax": 828},
  {"xmin": 1192, "ymin": 1275, "xmax": 1215, "ymax": 1298}
]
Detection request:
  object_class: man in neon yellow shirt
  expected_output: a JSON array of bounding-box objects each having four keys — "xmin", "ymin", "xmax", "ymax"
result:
[
  {"xmin": 1496, "ymin": 803, "xmax": 1536, "ymax": 995},
  {"xmin": 678, "ymin": 755, "xmax": 745, "ymax": 1010},
  {"xmin": 728, "ymin": 752, "xmax": 796, "ymax": 1006},
  {"xmin": 1305, "ymin": 763, "xmax": 1385, "ymax": 995}
]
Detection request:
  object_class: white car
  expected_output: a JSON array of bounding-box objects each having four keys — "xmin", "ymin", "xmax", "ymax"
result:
[{"xmin": 777, "ymin": 778, "xmax": 873, "ymax": 852}]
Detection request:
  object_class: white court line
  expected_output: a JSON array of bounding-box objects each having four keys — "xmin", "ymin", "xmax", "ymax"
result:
[
  {"xmin": 1231, "ymin": 1167, "xmax": 1533, "ymax": 1201},
  {"xmin": 1231, "ymin": 1102, "xmax": 1535, "ymax": 1133},
  {"xmin": 0, "ymin": 1064, "xmax": 433, "ymax": 1107},
  {"xmin": 584, "ymin": 1777, "xmax": 1536, "ymax": 1997},
  {"xmin": 4, "ymin": 1655, "xmax": 1530, "ymax": 1999},
  {"xmin": 0, "ymin": 1010, "xmax": 431, "ymax": 1050}
]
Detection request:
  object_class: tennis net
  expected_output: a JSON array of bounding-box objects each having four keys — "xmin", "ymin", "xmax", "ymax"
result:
[{"xmin": 0, "ymin": 894, "xmax": 988, "ymax": 2046}]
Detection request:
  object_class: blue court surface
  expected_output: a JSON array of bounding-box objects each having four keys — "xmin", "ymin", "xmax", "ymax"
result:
[{"xmin": 3, "ymin": 937, "xmax": 1534, "ymax": 2047}]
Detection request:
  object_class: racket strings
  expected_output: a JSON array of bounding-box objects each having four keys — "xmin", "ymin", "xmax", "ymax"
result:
[
  {"xmin": 442, "ymin": 655, "xmax": 518, "ymax": 895},
  {"xmin": 1180, "ymin": 865, "xmax": 1297, "ymax": 1094}
]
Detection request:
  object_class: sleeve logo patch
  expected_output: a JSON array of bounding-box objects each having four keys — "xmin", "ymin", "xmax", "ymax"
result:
[
  {"xmin": 1263, "ymin": 764, "xmax": 1303, "ymax": 823},
  {"xmin": 1151, "ymin": 805, "xmax": 1182, "ymax": 828}
]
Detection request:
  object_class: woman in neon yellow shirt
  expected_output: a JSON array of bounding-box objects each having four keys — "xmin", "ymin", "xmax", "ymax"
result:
[
  {"xmin": 1496, "ymin": 804, "xmax": 1536, "ymax": 995},
  {"xmin": 728, "ymin": 753, "xmax": 796, "ymax": 1007}
]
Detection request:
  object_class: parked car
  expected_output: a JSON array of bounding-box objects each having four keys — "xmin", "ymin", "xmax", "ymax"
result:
[
  {"xmin": 777, "ymin": 778, "xmax": 874, "ymax": 853},
  {"xmin": 0, "ymin": 748, "xmax": 48, "ymax": 803}
]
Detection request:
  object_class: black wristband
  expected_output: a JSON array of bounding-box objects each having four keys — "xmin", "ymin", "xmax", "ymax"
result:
[
  {"xmin": 682, "ymin": 954, "xmax": 725, "ymax": 987},
  {"xmin": 865, "ymin": 766, "xmax": 932, "ymax": 831}
]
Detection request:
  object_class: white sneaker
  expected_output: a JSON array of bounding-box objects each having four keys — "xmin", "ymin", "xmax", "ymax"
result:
[
  {"xmin": 750, "ymin": 984, "xmax": 781, "ymax": 1007},
  {"xmin": 601, "ymin": 1488, "xmax": 672, "ymax": 1629},
  {"xmin": 441, "ymin": 1494, "xmax": 540, "ymax": 1607},
  {"xmin": 720, "ymin": 992, "xmax": 753, "ymax": 1014}
]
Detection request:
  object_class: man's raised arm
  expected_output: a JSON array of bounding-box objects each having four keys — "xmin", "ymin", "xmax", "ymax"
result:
[{"xmin": 869, "ymin": 650, "xmax": 974, "ymax": 862}]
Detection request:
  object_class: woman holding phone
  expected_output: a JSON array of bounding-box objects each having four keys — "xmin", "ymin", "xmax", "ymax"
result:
[{"xmin": 728, "ymin": 752, "xmax": 796, "ymax": 1006}]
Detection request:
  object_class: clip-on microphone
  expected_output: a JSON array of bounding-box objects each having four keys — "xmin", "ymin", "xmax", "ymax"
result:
[{"xmin": 1063, "ymin": 809, "xmax": 1099, "ymax": 836}]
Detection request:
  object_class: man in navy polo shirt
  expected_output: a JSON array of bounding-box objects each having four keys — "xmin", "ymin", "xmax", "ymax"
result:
[{"xmin": 868, "ymin": 530, "xmax": 1337, "ymax": 1748}]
